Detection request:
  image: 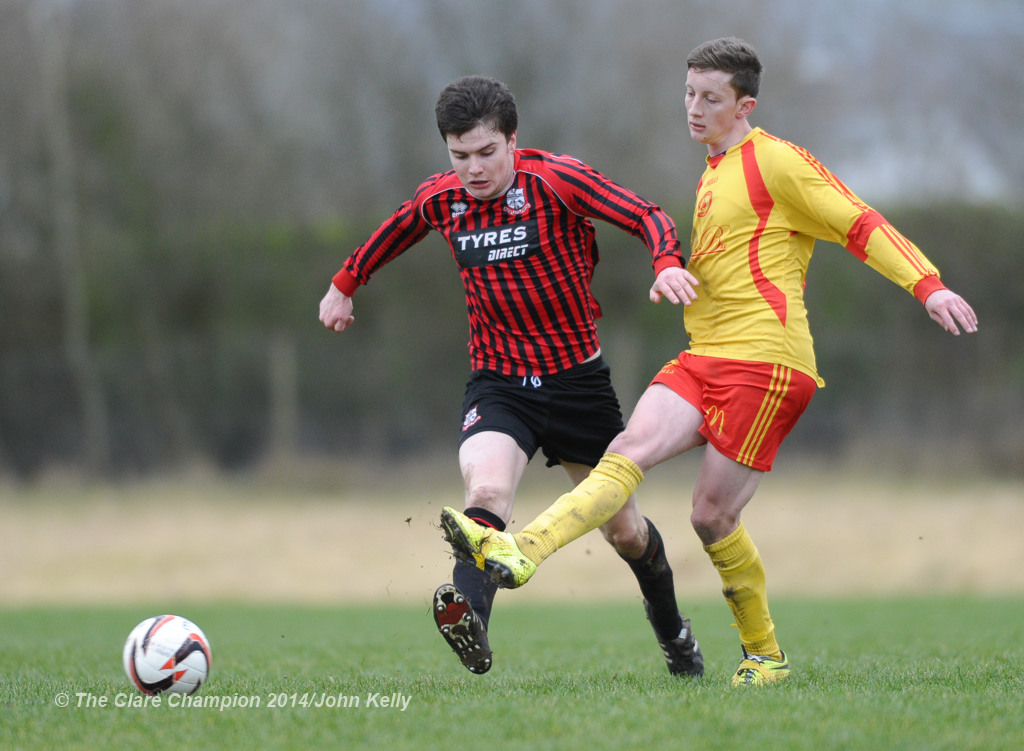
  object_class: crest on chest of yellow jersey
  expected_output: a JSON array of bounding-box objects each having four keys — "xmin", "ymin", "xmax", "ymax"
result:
[{"xmin": 697, "ymin": 190, "xmax": 713, "ymax": 217}]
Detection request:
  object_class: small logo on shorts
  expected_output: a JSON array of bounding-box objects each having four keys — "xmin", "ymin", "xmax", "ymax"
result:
[
  {"xmin": 706, "ymin": 404, "xmax": 726, "ymax": 436},
  {"xmin": 659, "ymin": 359, "xmax": 680, "ymax": 376},
  {"xmin": 462, "ymin": 405, "xmax": 481, "ymax": 432}
]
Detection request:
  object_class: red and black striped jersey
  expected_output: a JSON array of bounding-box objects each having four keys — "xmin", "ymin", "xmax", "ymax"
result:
[{"xmin": 333, "ymin": 149, "xmax": 684, "ymax": 376}]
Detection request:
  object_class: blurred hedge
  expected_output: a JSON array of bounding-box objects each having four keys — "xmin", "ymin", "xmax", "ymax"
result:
[{"xmin": 1, "ymin": 204, "xmax": 1019, "ymax": 478}]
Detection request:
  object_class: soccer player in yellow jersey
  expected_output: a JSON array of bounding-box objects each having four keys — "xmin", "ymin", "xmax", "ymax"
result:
[{"xmin": 440, "ymin": 37, "xmax": 978, "ymax": 686}]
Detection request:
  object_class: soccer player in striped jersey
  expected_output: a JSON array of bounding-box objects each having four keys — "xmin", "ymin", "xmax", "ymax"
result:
[
  {"xmin": 441, "ymin": 39, "xmax": 978, "ymax": 686},
  {"xmin": 319, "ymin": 76, "xmax": 702, "ymax": 676}
]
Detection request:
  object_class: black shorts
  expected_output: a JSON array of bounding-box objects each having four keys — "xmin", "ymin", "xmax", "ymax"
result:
[{"xmin": 458, "ymin": 356, "xmax": 625, "ymax": 468}]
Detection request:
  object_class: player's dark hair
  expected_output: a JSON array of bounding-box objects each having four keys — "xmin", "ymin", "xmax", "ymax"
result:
[
  {"xmin": 435, "ymin": 76, "xmax": 518, "ymax": 141},
  {"xmin": 686, "ymin": 37, "xmax": 763, "ymax": 99}
]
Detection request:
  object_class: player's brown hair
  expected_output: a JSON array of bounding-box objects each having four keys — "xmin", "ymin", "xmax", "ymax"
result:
[
  {"xmin": 686, "ymin": 37, "xmax": 763, "ymax": 99},
  {"xmin": 435, "ymin": 76, "xmax": 518, "ymax": 141}
]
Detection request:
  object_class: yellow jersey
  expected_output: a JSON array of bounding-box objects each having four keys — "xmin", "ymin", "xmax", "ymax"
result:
[{"xmin": 686, "ymin": 127, "xmax": 946, "ymax": 386}]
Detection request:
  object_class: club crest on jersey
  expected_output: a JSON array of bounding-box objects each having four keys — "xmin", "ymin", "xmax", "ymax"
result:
[
  {"xmin": 451, "ymin": 201, "xmax": 468, "ymax": 217},
  {"xmin": 504, "ymin": 188, "xmax": 529, "ymax": 215},
  {"xmin": 462, "ymin": 405, "xmax": 481, "ymax": 432},
  {"xmin": 696, "ymin": 190, "xmax": 712, "ymax": 218}
]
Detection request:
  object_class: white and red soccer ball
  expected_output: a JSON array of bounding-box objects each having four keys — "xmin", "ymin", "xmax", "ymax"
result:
[{"xmin": 122, "ymin": 615, "xmax": 212, "ymax": 695}]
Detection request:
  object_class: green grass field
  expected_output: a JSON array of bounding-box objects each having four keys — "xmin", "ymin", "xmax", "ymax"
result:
[{"xmin": 2, "ymin": 597, "xmax": 1022, "ymax": 750}]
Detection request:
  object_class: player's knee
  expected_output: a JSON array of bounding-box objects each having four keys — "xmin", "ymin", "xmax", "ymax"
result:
[
  {"xmin": 605, "ymin": 426, "xmax": 648, "ymax": 460},
  {"xmin": 600, "ymin": 519, "xmax": 647, "ymax": 559},
  {"xmin": 690, "ymin": 504, "xmax": 736, "ymax": 545}
]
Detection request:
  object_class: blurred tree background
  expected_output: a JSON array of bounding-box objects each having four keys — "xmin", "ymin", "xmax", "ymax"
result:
[{"xmin": 1, "ymin": 0, "xmax": 1021, "ymax": 480}]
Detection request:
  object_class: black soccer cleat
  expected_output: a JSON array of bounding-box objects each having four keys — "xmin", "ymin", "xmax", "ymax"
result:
[
  {"xmin": 644, "ymin": 600, "xmax": 704, "ymax": 677},
  {"xmin": 433, "ymin": 583, "xmax": 493, "ymax": 674}
]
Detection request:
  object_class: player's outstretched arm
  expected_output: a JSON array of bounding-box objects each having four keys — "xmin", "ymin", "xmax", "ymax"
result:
[
  {"xmin": 319, "ymin": 284, "xmax": 355, "ymax": 333},
  {"xmin": 924, "ymin": 289, "xmax": 978, "ymax": 336},
  {"xmin": 650, "ymin": 266, "xmax": 700, "ymax": 305}
]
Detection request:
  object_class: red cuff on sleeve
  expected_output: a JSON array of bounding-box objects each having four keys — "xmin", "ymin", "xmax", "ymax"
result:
[
  {"xmin": 912, "ymin": 274, "xmax": 946, "ymax": 305},
  {"xmin": 332, "ymin": 268, "xmax": 360, "ymax": 297},
  {"xmin": 653, "ymin": 255, "xmax": 686, "ymax": 276}
]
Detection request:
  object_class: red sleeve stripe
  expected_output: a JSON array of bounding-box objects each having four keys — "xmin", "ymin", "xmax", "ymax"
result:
[
  {"xmin": 877, "ymin": 224, "xmax": 932, "ymax": 276},
  {"xmin": 845, "ymin": 211, "xmax": 932, "ymax": 276},
  {"xmin": 844, "ymin": 209, "xmax": 886, "ymax": 261}
]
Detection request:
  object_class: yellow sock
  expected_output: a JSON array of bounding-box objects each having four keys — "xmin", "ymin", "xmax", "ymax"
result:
[
  {"xmin": 704, "ymin": 522, "xmax": 782, "ymax": 659},
  {"xmin": 513, "ymin": 452, "xmax": 643, "ymax": 566}
]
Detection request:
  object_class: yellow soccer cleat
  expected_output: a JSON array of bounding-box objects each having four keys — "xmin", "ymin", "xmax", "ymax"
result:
[
  {"xmin": 731, "ymin": 648, "xmax": 791, "ymax": 687},
  {"xmin": 440, "ymin": 507, "xmax": 537, "ymax": 589}
]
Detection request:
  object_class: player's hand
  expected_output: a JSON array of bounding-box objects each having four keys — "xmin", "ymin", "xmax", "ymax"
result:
[
  {"xmin": 319, "ymin": 284, "xmax": 355, "ymax": 332},
  {"xmin": 650, "ymin": 266, "xmax": 699, "ymax": 305},
  {"xmin": 925, "ymin": 289, "xmax": 978, "ymax": 336}
]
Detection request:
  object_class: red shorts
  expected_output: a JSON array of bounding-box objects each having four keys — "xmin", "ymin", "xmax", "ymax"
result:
[{"xmin": 650, "ymin": 353, "xmax": 817, "ymax": 471}]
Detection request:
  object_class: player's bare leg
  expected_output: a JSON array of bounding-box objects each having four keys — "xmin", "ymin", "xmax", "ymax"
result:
[{"xmin": 435, "ymin": 432, "xmax": 527, "ymax": 673}]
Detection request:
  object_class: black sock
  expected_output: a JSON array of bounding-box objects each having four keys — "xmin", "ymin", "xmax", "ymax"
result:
[
  {"xmin": 452, "ymin": 561, "xmax": 498, "ymax": 630},
  {"xmin": 450, "ymin": 507, "xmax": 505, "ymax": 629},
  {"xmin": 621, "ymin": 517, "xmax": 683, "ymax": 640},
  {"xmin": 463, "ymin": 506, "xmax": 506, "ymax": 532}
]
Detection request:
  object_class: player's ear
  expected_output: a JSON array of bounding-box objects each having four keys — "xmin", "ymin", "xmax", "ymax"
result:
[
  {"xmin": 737, "ymin": 96, "xmax": 757, "ymax": 118},
  {"xmin": 507, "ymin": 131, "xmax": 517, "ymax": 150}
]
